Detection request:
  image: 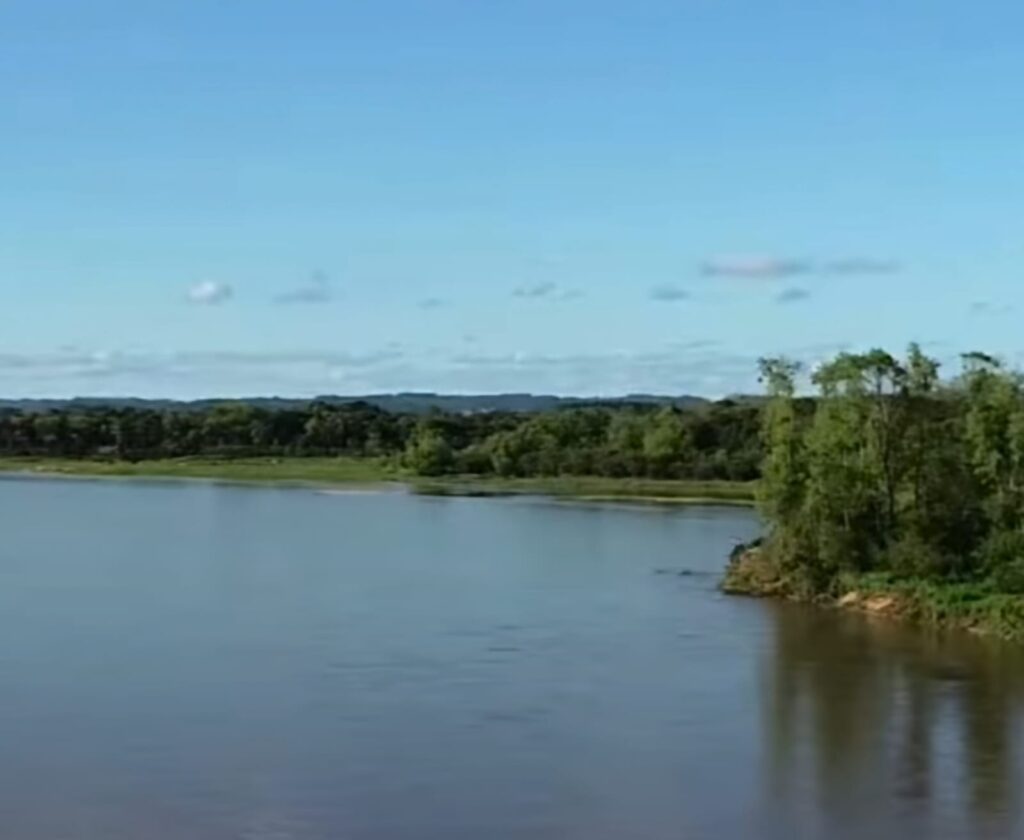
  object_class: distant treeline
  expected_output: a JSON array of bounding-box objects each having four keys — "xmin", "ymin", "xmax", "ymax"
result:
[
  {"xmin": 0, "ymin": 399, "xmax": 762, "ymax": 481},
  {"xmin": 0, "ymin": 392, "xmax": 708, "ymax": 415}
]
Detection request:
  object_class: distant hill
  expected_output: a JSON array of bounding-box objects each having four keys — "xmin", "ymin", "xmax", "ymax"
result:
[{"xmin": 0, "ymin": 393, "xmax": 710, "ymax": 415}]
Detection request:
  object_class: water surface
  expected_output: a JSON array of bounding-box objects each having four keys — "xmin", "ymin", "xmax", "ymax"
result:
[{"xmin": 0, "ymin": 477, "xmax": 1022, "ymax": 838}]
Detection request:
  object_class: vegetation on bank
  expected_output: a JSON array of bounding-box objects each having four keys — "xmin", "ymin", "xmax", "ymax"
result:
[
  {"xmin": 845, "ymin": 574, "xmax": 1024, "ymax": 640},
  {"xmin": 730, "ymin": 345, "xmax": 1024, "ymax": 640},
  {"xmin": 0, "ymin": 398, "xmax": 762, "ymax": 482},
  {"xmin": 0, "ymin": 397, "xmax": 761, "ymax": 501},
  {"xmin": 726, "ymin": 548, "xmax": 1024, "ymax": 640},
  {"xmin": 0, "ymin": 456, "xmax": 396, "ymax": 485},
  {"xmin": 0, "ymin": 456, "xmax": 755, "ymax": 505},
  {"xmin": 410, "ymin": 475, "xmax": 755, "ymax": 505}
]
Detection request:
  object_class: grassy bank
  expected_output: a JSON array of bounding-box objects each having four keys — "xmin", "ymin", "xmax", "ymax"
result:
[
  {"xmin": 0, "ymin": 457, "xmax": 756, "ymax": 505},
  {"xmin": 409, "ymin": 475, "xmax": 755, "ymax": 505},
  {"xmin": 723, "ymin": 543, "xmax": 1024, "ymax": 641},
  {"xmin": 838, "ymin": 574, "xmax": 1024, "ymax": 642},
  {"xmin": 0, "ymin": 456, "xmax": 396, "ymax": 485}
]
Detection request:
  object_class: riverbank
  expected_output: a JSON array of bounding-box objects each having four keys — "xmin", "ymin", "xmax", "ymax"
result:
[
  {"xmin": 0, "ymin": 456, "xmax": 394, "ymax": 486},
  {"xmin": 409, "ymin": 475, "xmax": 755, "ymax": 505},
  {"xmin": 723, "ymin": 543, "xmax": 1024, "ymax": 641},
  {"xmin": 0, "ymin": 457, "xmax": 756, "ymax": 506}
]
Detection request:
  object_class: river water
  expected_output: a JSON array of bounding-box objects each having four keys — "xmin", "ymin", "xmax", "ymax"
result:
[{"xmin": 0, "ymin": 477, "xmax": 1022, "ymax": 839}]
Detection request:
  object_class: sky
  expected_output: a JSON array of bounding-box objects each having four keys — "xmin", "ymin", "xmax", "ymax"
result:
[{"xmin": 3, "ymin": 0, "xmax": 1024, "ymax": 398}]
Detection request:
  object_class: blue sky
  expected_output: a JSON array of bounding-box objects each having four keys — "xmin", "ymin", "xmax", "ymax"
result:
[{"xmin": 3, "ymin": 0, "xmax": 1023, "ymax": 398}]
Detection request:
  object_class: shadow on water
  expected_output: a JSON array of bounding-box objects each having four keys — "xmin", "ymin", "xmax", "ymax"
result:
[{"xmin": 761, "ymin": 603, "xmax": 1024, "ymax": 839}]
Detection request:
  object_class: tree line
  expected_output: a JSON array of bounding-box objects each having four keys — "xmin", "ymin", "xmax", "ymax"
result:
[
  {"xmin": 0, "ymin": 399, "xmax": 762, "ymax": 482},
  {"xmin": 758, "ymin": 344, "xmax": 1024, "ymax": 594}
]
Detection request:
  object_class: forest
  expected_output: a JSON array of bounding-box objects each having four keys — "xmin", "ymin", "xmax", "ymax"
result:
[
  {"xmin": 751, "ymin": 343, "xmax": 1024, "ymax": 605},
  {"xmin": 0, "ymin": 397, "xmax": 762, "ymax": 482}
]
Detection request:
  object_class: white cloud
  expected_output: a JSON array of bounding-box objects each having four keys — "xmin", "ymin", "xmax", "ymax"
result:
[
  {"xmin": 700, "ymin": 256, "xmax": 810, "ymax": 279},
  {"xmin": 186, "ymin": 281, "xmax": 234, "ymax": 305}
]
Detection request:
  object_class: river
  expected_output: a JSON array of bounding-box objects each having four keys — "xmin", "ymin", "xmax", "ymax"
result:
[{"xmin": 0, "ymin": 477, "xmax": 1022, "ymax": 838}]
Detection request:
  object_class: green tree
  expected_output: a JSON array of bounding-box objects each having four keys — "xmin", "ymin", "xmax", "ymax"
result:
[
  {"xmin": 641, "ymin": 408, "xmax": 690, "ymax": 477},
  {"xmin": 404, "ymin": 424, "xmax": 454, "ymax": 476},
  {"xmin": 756, "ymin": 358, "xmax": 805, "ymax": 531},
  {"xmin": 961, "ymin": 353, "xmax": 1024, "ymax": 532}
]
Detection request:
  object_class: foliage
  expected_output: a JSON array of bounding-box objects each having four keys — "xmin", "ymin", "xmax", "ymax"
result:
[
  {"xmin": 757, "ymin": 344, "xmax": 1024, "ymax": 609},
  {"xmin": 411, "ymin": 475, "xmax": 756, "ymax": 504},
  {"xmin": 403, "ymin": 423, "xmax": 455, "ymax": 476},
  {"xmin": 842, "ymin": 572, "xmax": 1024, "ymax": 640},
  {"xmin": 0, "ymin": 456, "xmax": 393, "ymax": 484},
  {"xmin": 0, "ymin": 399, "xmax": 763, "ymax": 483}
]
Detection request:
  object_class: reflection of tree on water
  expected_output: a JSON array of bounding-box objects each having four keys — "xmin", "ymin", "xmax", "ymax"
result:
[
  {"xmin": 762, "ymin": 604, "xmax": 1024, "ymax": 837},
  {"xmin": 962, "ymin": 645, "xmax": 1018, "ymax": 821}
]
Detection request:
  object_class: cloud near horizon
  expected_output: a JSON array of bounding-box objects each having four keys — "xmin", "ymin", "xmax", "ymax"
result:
[
  {"xmin": 0, "ymin": 348, "xmax": 406, "ymax": 391},
  {"xmin": 0, "ymin": 345, "xmax": 769, "ymax": 399},
  {"xmin": 6, "ymin": 340, "xmax": 968, "ymax": 402}
]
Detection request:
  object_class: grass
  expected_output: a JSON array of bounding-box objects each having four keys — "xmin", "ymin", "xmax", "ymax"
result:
[
  {"xmin": 722, "ymin": 542, "xmax": 1024, "ymax": 642},
  {"xmin": 0, "ymin": 456, "xmax": 397, "ymax": 486},
  {"xmin": 845, "ymin": 572, "xmax": 1024, "ymax": 641},
  {"xmin": 411, "ymin": 475, "xmax": 756, "ymax": 505},
  {"xmin": 0, "ymin": 456, "xmax": 757, "ymax": 505}
]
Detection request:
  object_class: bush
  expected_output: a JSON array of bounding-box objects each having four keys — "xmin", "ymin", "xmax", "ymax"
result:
[
  {"xmin": 404, "ymin": 427, "xmax": 454, "ymax": 477},
  {"xmin": 884, "ymin": 533, "xmax": 948, "ymax": 579},
  {"xmin": 978, "ymin": 530, "xmax": 1024, "ymax": 594},
  {"xmin": 454, "ymin": 444, "xmax": 493, "ymax": 475}
]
